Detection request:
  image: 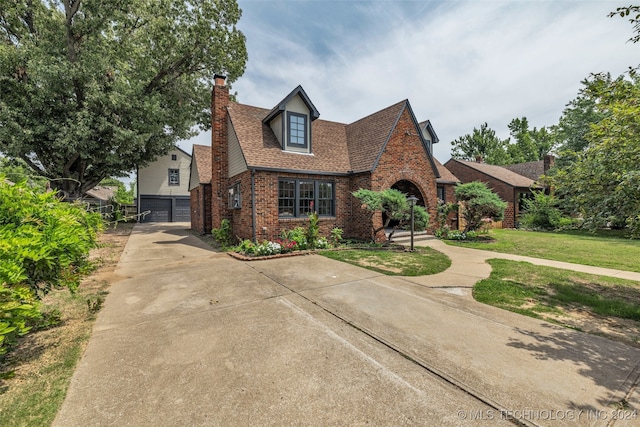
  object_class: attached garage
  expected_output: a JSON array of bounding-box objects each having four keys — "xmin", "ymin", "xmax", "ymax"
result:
[{"xmin": 139, "ymin": 196, "xmax": 191, "ymax": 223}]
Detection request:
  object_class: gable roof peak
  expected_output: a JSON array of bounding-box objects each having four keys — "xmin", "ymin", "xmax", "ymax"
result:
[{"xmin": 262, "ymin": 85, "xmax": 320, "ymax": 125}]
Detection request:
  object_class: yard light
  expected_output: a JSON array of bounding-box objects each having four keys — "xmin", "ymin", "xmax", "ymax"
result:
[{"xmin": 407, "ymin": 195, "xmax": 418, "ymax": 251}]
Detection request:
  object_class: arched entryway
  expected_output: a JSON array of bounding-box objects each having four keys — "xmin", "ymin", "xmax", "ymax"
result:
[{"xmin": 383, "ymin": 180, "xmax": 425, "ymax": 228}]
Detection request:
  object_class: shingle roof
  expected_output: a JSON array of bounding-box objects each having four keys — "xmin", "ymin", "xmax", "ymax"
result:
[
  {"xmin": 433, "ymin": 158, "xmax": 459, "ymax": 183},
  {"xmin": 504, "ymin": 160, "xmax": 544, "ymax": 181},
  {"xmin": 192, "ymin": 144, "xmax": 212, "ymax": 184},
  {"xmin": 346, "ymin": 100, "xmax": 406, "ymax": 173},
  {"xmin": 227, "ymin": 95, "xmax": 438, "ymax": 177},
  {"xmin": 449, "ymin": 159, "xmax": 535, "ymax": 188},
  {"xmin": 228, "ymin": 103, "xmax": 351, "ymax": 173}
]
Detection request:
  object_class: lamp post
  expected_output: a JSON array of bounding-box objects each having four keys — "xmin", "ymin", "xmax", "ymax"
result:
[{"xmin": 407, "ymin": 195, "xmax": 418, "ymax": 251}]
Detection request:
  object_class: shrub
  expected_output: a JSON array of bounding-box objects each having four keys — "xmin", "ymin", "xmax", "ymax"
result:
[
  {"xmin": 455, "ymin": 182, "xmax": 506, "ymax": 232},
  {"xmin": 520, "ymin": 191, "xmax": 567, "ymax": 230},
  {"xmin": 0, "ymin": 176, "xmax": 103, "ymax": 356},
  {"xmin": 281, "ymin": 227, "xmax": 308, "ymax": 250},
  {"xmin": 330, "ymin": 227, "xmax": 343, "ymax": 246},
  {"xmin": 212, "ymin": 219, "xmax": 234, "ymax": 249},
  {"xmin": 306, "ymin": 211, "xmax": 319, "ymax": 249}
]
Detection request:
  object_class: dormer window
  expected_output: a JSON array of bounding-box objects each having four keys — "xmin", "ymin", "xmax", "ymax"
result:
[
  {"xmin": 287, "ymin": 112, "xmax": 308, "ymax": 149},
  {"xmin": 263, "ymin": 85, "xmax": 320, "ymax": 155}
]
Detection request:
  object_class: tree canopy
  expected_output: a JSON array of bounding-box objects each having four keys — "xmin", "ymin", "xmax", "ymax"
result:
[
  {"xmin": 0, "ymin": 0, "xmax": 247, "ymax": 198},
  {"xmin": 450, "ymin": 119, "xmax": 554, "ymax": 166},
  {"xmin": 549, "ymin": 71, "xmax": 640, "ymax": 237}
]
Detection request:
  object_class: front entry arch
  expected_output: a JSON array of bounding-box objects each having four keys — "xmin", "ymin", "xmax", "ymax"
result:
[{"xmin": 383, "ymin": 180, "xmax": 425, "ymax": 228}]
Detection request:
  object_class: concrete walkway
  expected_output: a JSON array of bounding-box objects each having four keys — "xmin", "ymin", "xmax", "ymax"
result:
[
  {"xmin": 392, "ymin": 234, "xmax": 640, "ymax": 291},
  {"xmin": 54, "ymin": 224, "xmax": 640, "ymax": 426}
]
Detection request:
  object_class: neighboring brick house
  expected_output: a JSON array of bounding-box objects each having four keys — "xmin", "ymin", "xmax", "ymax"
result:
[
  {"xmin": 192, "ymin": 75, "xmax": 450, "ymax": 241},
  {"xmin": 189, "ymin": 144, "xmax": 212, "ymax": 233},
  {"xmin": 444, "ymin": 158, "xmax": 539, "ymax": 228}
]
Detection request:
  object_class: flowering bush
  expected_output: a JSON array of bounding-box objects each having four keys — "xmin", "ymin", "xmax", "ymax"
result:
[
  {"xmin": 275, "ymin": 238, "xmax": 297, "ymax": 253},
  {"xmin": 316, "ymin": 237, "xmax": 330, "ymax": 249},
  {"xmin": 254, "ymin": 241, "xmax": 282, "ymax": 256}
]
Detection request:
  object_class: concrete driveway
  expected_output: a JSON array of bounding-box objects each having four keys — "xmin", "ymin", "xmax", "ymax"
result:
[{"xmin": 54, "ymin": 223, "xmax": 640, "ymax": 426}]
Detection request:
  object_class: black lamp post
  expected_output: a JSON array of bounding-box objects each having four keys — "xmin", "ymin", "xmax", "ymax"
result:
[{"xmin": 407, "ymin": 195, "xmax": 418, "ymax": 251}]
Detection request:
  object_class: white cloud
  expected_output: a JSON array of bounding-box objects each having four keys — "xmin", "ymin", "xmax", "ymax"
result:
[{"xmin": 179, "ymin": 1, "xmax": 638, "ymax": 163}]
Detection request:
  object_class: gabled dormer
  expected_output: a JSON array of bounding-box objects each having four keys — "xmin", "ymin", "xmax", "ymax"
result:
[
  {"xmin": 419, "ymin": 120, "xmax": 439, "ymax": 154},
  {"xmin": 263, "ymin": 85, "xmax": 320, "ymax": 154}
]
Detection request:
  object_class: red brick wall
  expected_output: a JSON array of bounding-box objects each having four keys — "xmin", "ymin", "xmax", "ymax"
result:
[
  {"xmin": 211, "ymin": 80, "xmax": 230, "ymax": 230},
  {"xmin": 229, "ymin": 170, "xmax": 352, "ymax": 242},
  {"xmin": 371, "ymin": 107, "xmax": 439, "ymax": 234},
  {"xmin": 190, "ymin": 184, "xmax": 212, "ymax": 234}
]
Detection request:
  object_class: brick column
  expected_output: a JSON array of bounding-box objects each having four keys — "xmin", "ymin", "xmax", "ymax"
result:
[{"xmin": 211, "ymin": 75, "xmax": 230, "ymax": 230}]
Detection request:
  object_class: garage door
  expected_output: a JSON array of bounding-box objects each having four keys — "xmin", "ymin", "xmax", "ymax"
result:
[
  {"xmin": 140, "ymin": 198, "xmax": 171, "ymax": 222},
  {"xmin": 174, "ymin": 198, "xmax": 191, "ymax": 222}
]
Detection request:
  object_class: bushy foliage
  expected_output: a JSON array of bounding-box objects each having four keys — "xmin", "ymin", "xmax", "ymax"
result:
[
  {"xmin": 519, "ymin": 191, "xmax": 573, "ymax": 230},
  {"xmin": 455, "ymin": 182, "xmax": 507, "ymax": 232},
  {"xmin": 212, "ymin": 219, "xmax": 234, "ymax": 249},
  {"xmin": 549, "ymin": 71, "xmax": 640, "ymax": 237},
  {"xmin": 353, "ymin": 188, "xmax": 430, "ymax": 242},
  {"xmin": 281, "ymin": 227, "xmax": 308, "ymax": 250},
  {"xmin": 306, "ymin": 212, "xmax": 320, "ymax": 249},
  {"xmin": 0, "ymin": 177, "xmax": 103, "ymax": 355},
  {"xmin": 330, "ymin": 227, "xmax": 343, "ymax": 246}
]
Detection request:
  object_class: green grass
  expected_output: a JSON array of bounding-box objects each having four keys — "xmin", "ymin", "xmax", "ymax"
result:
[
  {"xmin": 474, "ymin": 259, "xmax": 640, "ymax": 324},
  {"xmin": 445, "ymin": 229, "xmax": 640, "ymax": 272},
  {"xmin": 320, "ymin": 247, "xmax": 451, "ymax": 276}
]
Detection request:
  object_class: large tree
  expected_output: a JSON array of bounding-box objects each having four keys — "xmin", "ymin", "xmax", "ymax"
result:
[
  {"xmin": 552, "ymin": 75, "xmax": 609, "ymax": 168},
  {"xmin": 551, "ymin": 71, "xmax": 640, "ymax": 236},
  {"xmin": 0, "ymin": 0, "xmax": 247, "ymax": 198},
  {"xmin": 506, "ymin": 117, "xmax": 555, "ymax": 164},
  {"xmin": 450, "ymin": 122, "xmax": 511, "ymax": 165}
]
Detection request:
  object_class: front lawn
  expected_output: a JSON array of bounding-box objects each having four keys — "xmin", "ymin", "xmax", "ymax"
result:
[
  {"xmin": 320, "ymin": 247, "xmax": 451, "ymax": 276},
  {"xmin": 474, "ymin": 259, "xmax": 640, "ymax": 346},
  {"xmin": 445, "ymin": 229, "xmax": 640, "ymax": 272}
]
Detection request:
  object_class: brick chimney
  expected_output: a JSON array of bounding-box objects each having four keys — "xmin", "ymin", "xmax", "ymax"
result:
[
  {"xmin": 543, "ymin": 154, "xmax": 555, "ymax": 172},
  {"xmin": 475, "ymin": 155, "xmax": 484, "ymax": 163},
  {"xmin": 211, "ymin": 74, "xmax": 230, "ymax": 230}
]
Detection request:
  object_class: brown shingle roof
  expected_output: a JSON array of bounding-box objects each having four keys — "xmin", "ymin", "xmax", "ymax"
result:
[
  {"xmin": 345, "ymin": 100, "xmax": 406, "ymax": 173},
  {"xmin": 450, "ymin": 159, "xmax": 535, "ymax": 188},
  {"xmin": 228, "ymin": 98, "xmax": 437, "ymax": 176},
  {"xmin": 504, "ymin": 160, "xmax": 544, "ymax": 181},
  {"xmin": 229, "ymin": 102, "xmax": 352, "ymax": 174},
  {"xmin": 433, "ymin": 158, "xmax": 459, "ymax": 183},
  {"xmin": 192, "ymin": 144, "xmax": 212, "ymax": 184}
]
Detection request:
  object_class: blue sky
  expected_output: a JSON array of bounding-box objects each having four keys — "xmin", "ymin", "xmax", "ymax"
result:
[{"xmin": 178, "ymin": 0, "xmax": 637, "ymax": 163}]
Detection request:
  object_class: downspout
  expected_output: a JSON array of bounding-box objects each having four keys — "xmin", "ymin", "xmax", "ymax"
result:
[
  {"xmin": 136, "ymin": 166, "xmax": 140, "ymax": 222},
  {"xmin": 201, "ymin": 185, "xmax": 206, "ymax": 234},
  {"xmin": 251, "ymin": 169, "xmax": 257, "ymax": 243}
]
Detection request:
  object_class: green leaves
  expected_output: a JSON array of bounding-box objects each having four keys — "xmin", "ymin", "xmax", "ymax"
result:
[
  {"xmin": 353, "ymin": 188, "xmax": 430, "ymax": 242},
  {"xmin": 0, "ymin": 0, "xmax": 247, "ymax": 197},
  {"xmin": 550, "ymin": 71, "xmax": 640, "ymax": 237},
  {"xmin": 455, "ymin": 182, "xmax": 506, "ymax": 232},
  {"xmin": 0, "ymin": 177, "xmax": 103, "ymax": 355}
]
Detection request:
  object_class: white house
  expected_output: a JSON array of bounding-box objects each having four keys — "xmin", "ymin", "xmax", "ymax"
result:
[{"xmin": 137, "ymin": 147, "xmax": 192, "ymax": 222}]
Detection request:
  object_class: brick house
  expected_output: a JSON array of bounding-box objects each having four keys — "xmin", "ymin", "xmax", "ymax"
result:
[
  {"xmin": 444, "ymin": 158, "xmax": 542, "ymax": 228},
  {"xmin": 191, "ymin": 75, "xmax": 451, "ymax": 241}
]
